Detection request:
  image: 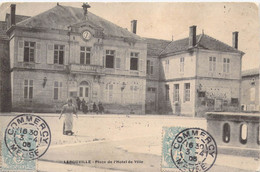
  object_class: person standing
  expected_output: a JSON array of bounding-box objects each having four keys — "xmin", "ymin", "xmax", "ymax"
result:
[
  {"xmin": 59, "ymin": 99, "xmax": 78, "ymax": 135},
  {"xmin": 93, "ymin": 102, "xmax": 97, "ymax": 114},
  {"xmin": 82, "ymin": 98, "xmax": 88, "ymax": 114},
  {"xmin": 98, "ymin": 101, "xmax": 104, "ymax": 114},
  {"xmin": 76, "ymin": 97, "xmax": 81, "ymax": 111}
]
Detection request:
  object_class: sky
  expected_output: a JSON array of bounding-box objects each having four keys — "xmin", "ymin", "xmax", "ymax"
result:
[{"xmin": 0, "ymin": 2, "xmax": 259, "ymax": 71}]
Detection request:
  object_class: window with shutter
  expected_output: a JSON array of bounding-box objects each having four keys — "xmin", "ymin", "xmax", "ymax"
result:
[
  {"xmin": 54, "ymin": 45, "xmax": 65, "ymax": 65},
  {"xmin": 105, "ymin": 50, "xmax": 115, "ymax": 68},
  {"xmin": 24, "ymin": 41, "xmax": 35, "ymax": 63},
  {"xmin": 130, "ymin": 52, "xmax": 138, "ymax": 70}
]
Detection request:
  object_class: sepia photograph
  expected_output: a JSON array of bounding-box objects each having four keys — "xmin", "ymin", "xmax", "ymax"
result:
[{"xmin": 0, "ymin": 2, "xmax": 259, "ymax": 171}]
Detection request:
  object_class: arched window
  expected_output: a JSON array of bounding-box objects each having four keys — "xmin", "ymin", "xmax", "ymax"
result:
[
  {"xmin": 80, "ymin": 81, "xmax": 89, "ymax": 86},
  {"xmin": 240, "ymin": 124, "xmax": 248, "ymax": 144},
  {"xmin": 79, "ymin": 81, "xmax": 89, "ymax": 98},
  {"xmin": 223, "ymin": 123, "xmax": 230, "ymax": 143}
]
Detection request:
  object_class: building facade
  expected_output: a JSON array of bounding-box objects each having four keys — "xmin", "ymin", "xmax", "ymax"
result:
[
  {"xmin": 241, "ymin": 68, "xmax": 260, "ymax": 112},
  {"xmin": 146, "ymin": 26, "xmax": 244, "ymax": 116},
  {"xmin": 6, "ymin": 4, "xmax": 146, "ymax": 113},
  {"xmin": 1, "ymin": 4, "xmax": 245, "ymax": 116}
]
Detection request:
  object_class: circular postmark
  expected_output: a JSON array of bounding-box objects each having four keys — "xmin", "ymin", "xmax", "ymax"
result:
[
  {"xmin": 4, "ymin": 114, "xmax": 51, "ymax": 160},
  {"xmin": 171, "ymin": 128, "xmax": 217, "ymax": 172}
]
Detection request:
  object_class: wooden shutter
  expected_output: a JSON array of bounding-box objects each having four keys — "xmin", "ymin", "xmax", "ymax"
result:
[
  {"xmin": 115, "ymin": 50, "xmax": 121, "ymax": 69},
  {"xmin": 17, "ymin": 41, "xmax": 24, "ymax": 62},
  {"xmin": 139, "ymin": 52, "xmax": 145, "ymax": 72},
  {"xmin": 35, "ymin": 42, "xmax": 41, "ymax": 63},
  {"xmin": 125, "ymin": 51, "xmax": 130, "ymax": 70},
  {"xmin": 103, "ymin": 50, "xmax": 106, "ymax": 67},
  {"xmin": 64, "ymin": 45, "xmax": 69, "ymax": 65},
  {"xmin": 47, "ymin": 44, "xmax": 54, "ymax": 64}
]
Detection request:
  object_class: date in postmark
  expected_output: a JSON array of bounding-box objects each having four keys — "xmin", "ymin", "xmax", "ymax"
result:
[
  {"xmin": 162, "ymin": 127, "xmax": 217, "ymax": 172},
  {"xmin": 4, "ymin": 114, "xmax": 51, "ymax": 161}
]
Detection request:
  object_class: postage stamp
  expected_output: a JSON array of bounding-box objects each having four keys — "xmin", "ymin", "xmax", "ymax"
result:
[
  {"xmin": 162, "ymin": 127, "xmax": 217, "ymax": 172},
  {"xmin": 2, "ymin": 114, "xmax": 51, "ymax": 171}
]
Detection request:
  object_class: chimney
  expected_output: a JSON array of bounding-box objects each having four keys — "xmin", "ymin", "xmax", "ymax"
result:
[
  {"xmin": 232, "ymin": 32, "xmax": 238, "ymax": 49},
  {"xmin": 10, "ymin": 4, "xmax": 16, "ymax": 26},
  {"xmin": 131, "ymin": 20, "xmax": 137, "ymax": 34},
  {"xmin": 189, "ymin": 25, "xmax": 197, "ymax": 47}
]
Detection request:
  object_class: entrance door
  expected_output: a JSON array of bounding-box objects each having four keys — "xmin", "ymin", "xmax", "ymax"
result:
[
  {"xmin": 146, "ymin": 87, "xmax": 157, "ymax": 113},
  {"xmin": 79, "ymin": 81, "xmax": 90, "ymax": 102}
]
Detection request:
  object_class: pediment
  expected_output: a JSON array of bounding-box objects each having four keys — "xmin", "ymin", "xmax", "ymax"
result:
[{"xmin": 69, "ymin": 20, "xmax": 104, "ymax": 38}]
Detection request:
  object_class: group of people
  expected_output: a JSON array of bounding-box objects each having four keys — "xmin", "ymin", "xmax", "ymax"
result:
[{"xmin": 75, "ymin": 97, "xmax": 104, "ymax": 114}]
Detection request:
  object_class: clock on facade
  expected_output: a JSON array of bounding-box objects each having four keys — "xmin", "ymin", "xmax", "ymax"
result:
[{"xmin": 82, "ymin": 30, "xmax": 92, "ymax": 40}]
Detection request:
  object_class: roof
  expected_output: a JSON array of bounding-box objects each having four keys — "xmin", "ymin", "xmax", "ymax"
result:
[
  {"xmin": 0, "ymin": 21, "xmax": 8, "ymax": 40},
  {"xmin": 5, "ymin": 13, "xmax": 30, "ymax": 28},
  {"xmin": 17, "ymin": 5, "xmax": 141, "ymax": 40},
  {"xmin": 242, "ymin": 68, "xmax": 259, "ymax": 77},
  {"xmin": 144, "ymin": 38, "xmax": 171, "ymax": 56},
  {"xmin": 0, "ymin": 14, "xmax": 30, "ymax": 40},
  {"xmin": 160, "ymin": 34, "xmax": 244, "ymax": 55}
]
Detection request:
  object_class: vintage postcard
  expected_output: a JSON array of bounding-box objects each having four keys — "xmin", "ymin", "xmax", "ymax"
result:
[{"xmin": 0, "ymin": 2, "xmax": 259, "ymax": 172}]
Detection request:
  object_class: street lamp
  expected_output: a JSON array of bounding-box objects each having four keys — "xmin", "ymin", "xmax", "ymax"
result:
[
  {"xmin": 121, "ymin": 82, "xmax": 126, "ymax": 91},
  {"xmin": 42, "ymin": 77, "xmax": 47, "ymax": 88}
]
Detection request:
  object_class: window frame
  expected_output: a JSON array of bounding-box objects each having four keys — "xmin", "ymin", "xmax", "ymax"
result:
[
  {"xmin": 223, "ymin": 58, "xmax": 230, "ymax": 73},
  {"xmin": 54, "ymin": 45, "xmax": 65, "ymax": 65},
  {"xmin": 147, "ymin": 60, "xmax": 154, "ymax": 75},
  {"xmin": 105, "ymin": 50, "xmax": 115, "ymax": 69},
  {"xmin": 80, "ymin": 46, "xmax": 91, "ymax": 65},
  {"xmin": 130, "ymin": 52, "xmax": 139, "ymax": 71},
  {"xmin": 24, "ymin": 41, "xmax": 35, "ymax": 63},
  {"xmin": 184, "ymin": 83, "xmax": 190, "ymax": 102},
  {"xmin": 54, "ymin": 81, "xmax": 62, "ymax": 100},
  {"xmin": 209, "ymin": 56, "xmax": 216, "ymax": 72},
  {"xmin": 24, "ymin": 79, "xmax": 33, "ymax": 99},
  {"xmin": 174, "ymin": 84, "xmax": 180, "ymax": 102}
]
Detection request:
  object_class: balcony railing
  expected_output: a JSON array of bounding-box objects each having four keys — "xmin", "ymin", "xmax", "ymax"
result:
[{"xmin": 70, "ymin": 64, "xmax": 104, "ymax": 74}]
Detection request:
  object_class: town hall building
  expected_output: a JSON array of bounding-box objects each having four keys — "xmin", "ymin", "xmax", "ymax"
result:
[{"xmin": 0, "ymin": 3, "xmax": 244, "ymax": 116}]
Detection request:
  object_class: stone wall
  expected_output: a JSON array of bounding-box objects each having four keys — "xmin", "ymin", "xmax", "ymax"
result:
[{"xmin": 0, "ymin": 39, "xmax": 11, "ymax": 112}]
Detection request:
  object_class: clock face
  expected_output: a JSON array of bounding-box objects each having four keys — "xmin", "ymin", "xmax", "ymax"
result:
[{"xmin": 82, "ymin": 31, "xmax": 92, "ymax": 40}]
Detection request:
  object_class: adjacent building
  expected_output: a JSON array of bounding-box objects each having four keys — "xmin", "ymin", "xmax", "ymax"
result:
[
  {"xmin": 147, "ymin": 26, "xmax": 244, "ymax": 116},
  {"xmin": 241, "ymin": 68, "xmax": 260, "ymax": 112},
  {"xmin": 0, "ymin": 12, "xmax": 29, "ymax": 112},
  {"xmin": 1, "ymin": 4, "xmax": 245, "ymax": 116}
]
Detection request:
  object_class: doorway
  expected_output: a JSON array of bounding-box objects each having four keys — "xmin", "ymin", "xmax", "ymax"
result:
[{"xmin": 79, "ymin": 81, "xmax": 90, "ymax": 102}]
